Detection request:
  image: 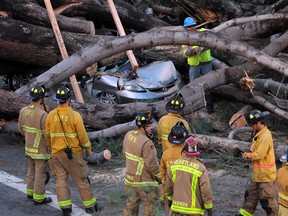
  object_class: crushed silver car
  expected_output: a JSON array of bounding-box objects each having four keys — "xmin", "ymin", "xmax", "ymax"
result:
[{"xmin": 82, "ymin": 60, "xmax": 184, "ymax": 104}]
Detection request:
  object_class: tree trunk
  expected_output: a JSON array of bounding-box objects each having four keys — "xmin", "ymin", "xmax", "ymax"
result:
[
  {"xmin": 12, "ymin": 0, "xmax": 95, "ymax": 34},
  {"xmin": 2, "ymin": 117, "xmax": 286, "ymax": 161}
]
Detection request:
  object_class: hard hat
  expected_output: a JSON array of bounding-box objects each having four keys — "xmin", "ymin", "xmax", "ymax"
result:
[
  {"xmin": 29, "ymin": 86, "xmax": 45, "ymax": 100},
  {"xmin": 56, "ymin": 86, "xmax": 71, "ymax": 103},
  {"xmin": 135, "ymin": 112, "xmax": 152, "ymax": 127},
  {"xmin": 168, "ymin": 121, "xmax": 189, "ymax": 145},
  {"xmin": 280, "ymin": 152, "xmax": 288, "ymax": 163},
  {"xmin": 183, "ymin": 17, "xmax": 196, "ymax": 27},
  {"xmin": 165, "ymin": 93, "xmax": 185, "ymax": 114},
  {"xmin": 182, "ymin": 135, "xmax": 200, "ymax": 157},
  {"xmin": 244, "ymin": 110, "xmax": 270, "ymax": 126}
]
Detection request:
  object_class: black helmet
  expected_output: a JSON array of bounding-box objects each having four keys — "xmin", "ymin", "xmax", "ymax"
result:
[
  {"xmin": 29, "ymin": 86, "xmax": 45, "ymax": 100},
  {"xmin": 168, "ymin": 121, "xmax": 189, "ymax": 145},
  {"xmin": 165, "ymin": 93, "xmax": 185, "ymax": 114},
  {"xmin": 56, "ymin": 86, "xmax": 71, "ymax": 103},
  {"xmin": 244, "ymin": 109, "xmax": 270, "ymax": 126},
  {"xmin": 135, "ymin": 112, "xmax": 152, "ymax": 127}
]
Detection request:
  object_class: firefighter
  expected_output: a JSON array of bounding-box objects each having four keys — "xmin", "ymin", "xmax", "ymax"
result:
[
  {"xmin": 160, "ymin": 121, "xmax": 189, "ymax": 204},
  {"xmin": 122, "ymin": 112, "xmax": 161, "ymax": 216},
  {"xmin": 158, "ymin": 93, "xmax": 191, "ymax": 153},
  {"xmin": 237, "ymin": 109, "xmax": 277, "ymax": 216},
  {"xmin": 182, "ymin": 17, "xmax": 214, "ymax": 113},
  {"xmin": 276, "ymin": 152, "xmax": 288, "ymax": 216},
  {"xmin": 18, "ymin": 85, "xmax": 52, "ymax": 204},
  {"xmin": 165, "ymin": 135, "xmax": 213, "ymax": 216},
  {"xmin": 45, "ymin": 86, "xmax": 100, "ymax": 216}
]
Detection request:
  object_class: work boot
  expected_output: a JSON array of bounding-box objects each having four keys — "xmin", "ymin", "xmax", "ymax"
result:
[
  {"xmin": 34, "ymin": 197, "xmax": 52, "ymax": 205},
  {"xmin": 62, "ymin": 208, "xmax": 72, "ymax": 216},
  {"xmin": 27, "ymin": 195, "xmax": 33, "ymax": 200},
  {"xmin": 85, "ymin": 203, "xmax": 103, "ymax": 214}
]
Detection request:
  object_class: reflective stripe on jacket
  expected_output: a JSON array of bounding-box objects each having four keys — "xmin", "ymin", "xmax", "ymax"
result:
[
  {"xmin": 277, "ymin": 164, "xmax": 288, "ymax": 207},
  {"xmin": 46, "ymin": 105, "xmax": 91, "ymax": 156},
  {"xmin": 250, "ymin": 126, "xmax": 276, "ymax": 182},
  {"xmin": 165, "ymin": 157, "xmax": 213, "ymax": 215},
  {"xmin": 157, "ymin": 113, "xmax": 190, "ymax": 152},
  {"xmin": 18, "ymin": 103, "xmax": 50, "ymax": 160},
  {"xmin": 122, "ymin": 129, "xmax": 160, "ymax": 187},
  {"xmin": 182, "ymin": 28, "xmax": 212, "ymax": 66}
]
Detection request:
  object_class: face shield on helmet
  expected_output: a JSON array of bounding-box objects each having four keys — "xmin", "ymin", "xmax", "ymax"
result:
[
  {"xmin": 165, "ymin": 93, "xmax": 185, "ymax": 114},
  {"xmin": 29, "ymin": 86, "xmax": 46, "ymax": 100},
  {"xmin": 244, "ymin": 109, "xmax": 270, "ymax": 126},
  {"xmin": 168, "ymin": 121, "xmax": 189, "ymax": 145},
  {"xmin": 56, "ymin": 86, "xmax": 71, "ymax": 103},
  {"xmin": 182, "ymin": 135, "xmax": 200, "ymax": 157}
]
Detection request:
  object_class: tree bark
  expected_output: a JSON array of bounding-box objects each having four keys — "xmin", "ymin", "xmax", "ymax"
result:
[{"xmin": 12, "ymin": 0, "xmax": 95, "ymax": 34}]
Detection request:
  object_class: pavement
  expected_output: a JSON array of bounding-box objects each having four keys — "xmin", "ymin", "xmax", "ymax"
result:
[{"xmin": 0, "ymin": 133, "xmax": 92, "ymax": 216}]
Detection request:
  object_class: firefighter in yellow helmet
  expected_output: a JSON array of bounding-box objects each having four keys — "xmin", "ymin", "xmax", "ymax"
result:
[
  {"xmin": 276, "ymin": 152, "xmax": 288, "ymax": 216},
  {"xmin": 122, "ymin": 112, "xmax": 161, "ymax": 216},
  {"xmin": 157, "ymin": 93, "xmax": 191, "ymax": 153},
  {"xmin": 159, "ymin": 121, "xmax": 189, "ymax": 205},
  {"xmin": 237, "ymin": 109, "xmax": 277, "ymax": 216},
  {"xmin": 46, "ymin": 86, "xmax": 101, "ymax": 216},
  {"xmin": 18, "ymin": 85, "xmax": 52, "ymax": 204}
]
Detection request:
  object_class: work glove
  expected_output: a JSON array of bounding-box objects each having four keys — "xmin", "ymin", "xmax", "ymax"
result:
[
  {"xmin": 242, "ymin": 152, "xmax": 252, "ymax": 159},
  {"xmin": 194, "ymin": 46, "xmax": 204, "ymax": 54},
  {"xmin": 234, "ymin": 148, "xmax": 244, "ymax": 157},
  {"xmin": 207, "ymin": 208, "xmax": 213, "ymax": 216}
]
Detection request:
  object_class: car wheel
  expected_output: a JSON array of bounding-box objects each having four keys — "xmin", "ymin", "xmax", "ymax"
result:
[{"xmin": 98, "ymin": 92, "xmax": 118, "ymax": 104}]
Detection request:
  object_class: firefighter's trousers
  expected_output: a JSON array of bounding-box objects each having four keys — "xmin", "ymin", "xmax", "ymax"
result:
[
  {"xmin": 26, "ymin": 156, "xmax": 48, "ymax": 203},
  {"xmin": 240, "ymin": 180, "xmax": 277, "ymax": 216},
  {"xmin": 123, "ymin": 185, "xmax": 159, "ymax": 216},
  {"xmin": 51, "ymin": 152, "xmax": 96, "ymax": 210}
]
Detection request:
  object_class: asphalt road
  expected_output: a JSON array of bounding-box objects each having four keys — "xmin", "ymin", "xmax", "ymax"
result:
[{"xmin": 0, "ymin": 133, "xmax": 91, "ymax": 216}]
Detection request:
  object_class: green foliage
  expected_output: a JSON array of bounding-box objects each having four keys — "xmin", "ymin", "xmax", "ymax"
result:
[{"xmin": 190, "ymin": 118, "xmax": 215, "ymax": 135}]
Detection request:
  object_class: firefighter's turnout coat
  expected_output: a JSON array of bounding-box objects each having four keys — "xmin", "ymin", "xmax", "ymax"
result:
[
  {"xmin": 158, "ymin": 113, "xmax": 190, "ymax": 152},
  {"xmin": 250, "ymin": 126, "xmax": 276, "ymax": 182},
  {"xmin": 277, "ymin": 163, "xmax": 288, "ymax": 208},
  {"xmin": 18, "ymin": 103, "xmax": 49, "ymax": 160},
  {"xmin": 46, "ymin": 106, "xmax": 91, "ymax": 156},
  {"xmin": 166, "ymin": 156, "xmax": 213, "ymax": 215},
  {"xmin": 122, "ymin": 129, "xmax": 161, "ymax": 187}
]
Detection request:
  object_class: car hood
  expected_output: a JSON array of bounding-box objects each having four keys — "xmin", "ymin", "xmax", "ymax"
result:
[{"xmin": 131, "ymin": 61, "xmax": 178, "ymax": 89}]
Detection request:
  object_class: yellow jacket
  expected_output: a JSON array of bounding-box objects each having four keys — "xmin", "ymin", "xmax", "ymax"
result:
[
  {"xmin": 250, "ymin": 126, "xmax": 276, "ymax": 182},
  {"xmin": 122, "ymin": 129, "xmax": 161, "ymax": 187},
  {"xmin": 157, "ymin": 113, "xmax": 190, "ymax": 152},
  {"xmin": 46, "ymin": 105, "xmax": 91, "ymax": 156},
  {"xmin": 166, "ymin": 156, "xmax": 213, "ymax": 214},
  {"xmin": 18, "ymin": 103, "xmax": 50, "ymax": 160},
  {"xmin": 182, "ymin": 28, "xmax": 212, "ymax": 66},
  {"xmin": 277, "ymin": 163, "xmax": 288, "ymax": 207},
  {"xmin": 160, "ymin": 144, "xmax": 184, "ymax": 200}
]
